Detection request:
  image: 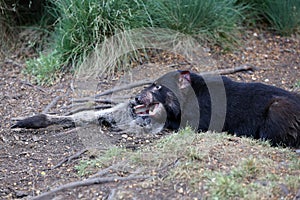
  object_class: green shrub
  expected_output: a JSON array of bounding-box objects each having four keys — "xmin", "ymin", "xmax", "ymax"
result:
[
  {"xmin": 9, "ymin": 0, "xmax": 300, "ymax": 84},
  {"xmin": 237, "ymin": 0, "xmax": 300, "ymax": 35},
  {"xmin": 51, "ymin": 0, "xmax": 151, "ymax": 69},
  {"xmin": 26, "ymin": 0, "xmax": 250, "ymax": 84},
  {"xmin": 263, "ymin": 0, "xmax": 300, "ymax": 35},
  {"xmin": 147, "ymin": 0, "xmax": 247, "ymax": 45},
  {"xmin": 26, "ymin": 0, "xmax": 152, "ymax": 84},
  {"xmin": 235, "ymin": 0, "xmax": 264, "ymax": 26},
  {"xmin": 295, "ymin": 80, "xmax": 300, "ymax": 89},
  {"xmin": 25, "ymin": 51, "xmax": 62, "ymax": 85},
  {"xmin": 209, "ymin": 174, "xmax": 247, "ymax": 198},
  {"xmin": 0, "ymin": 0, "xmax": 16, "ymax": 53}
]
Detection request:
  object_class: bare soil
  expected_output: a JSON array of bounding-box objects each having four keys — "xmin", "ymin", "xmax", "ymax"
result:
[{"xmin": 0, "ymin": 29, "xmax": 299, "ymax": 199}]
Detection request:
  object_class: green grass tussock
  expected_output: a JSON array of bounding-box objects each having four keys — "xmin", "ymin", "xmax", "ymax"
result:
[
  {"xmin": 2, "ymin": 0, "xmax": 299, "ymax": 84},
  {"xmin": 147, "ymin": 0, "xmax": 246, "ymax": 45},
  {"xmin": 25, "ymin": 0, "xmax": 152, "ymax": 84},
  {"xmin": 25, "ymin": 51, "xmax": 62, "ymax": 85},
  {"xmin": 52, "ymin": 0, "xmax": 151, "ymax": 66},
  {"xmin": 24, "ymin": 0, "xmax": 248, "ymax": 85},
  {"xmin": 263, "ymin": 0, "xmax": 300, "ymax": 35},
  {"xmin": 238, "ymin": 0, "xmax": 300, "ymax": 35}
]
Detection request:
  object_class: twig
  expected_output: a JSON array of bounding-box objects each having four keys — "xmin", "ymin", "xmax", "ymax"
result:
[
  {"xmin": 94, "ymin": 65, "xmax": 257, "ymax": 98},
  {"xmin": 107, "ymin": 189, "xmax": 117, "ymax": 200},
  {"xmin": 48, "ymin": 127, "xmax": 81, "ymax": 138},
  {"xmin": 4, "ymin": 58, "xmax": 23, "ymax": 68},
  {"xmin": 11, "ymin": 116, "xmax": 27, "ymax": 121},
  {"xmin": 64, "ymin": 105, "xmax": 112, "ymax": 116},
  {"xmin": 61, "ymin": 102, "xmax": 110, "ymax": 110},
  {"xmin": 20, "ymin": 80, "xmax": 48, "ymax": 93},
  {"xmin": 70, "ymin": 81, "xmax": 75, "ymax": 94},
  {"xmin": 95, "ymin": 79, "xmax": 153, "ymax": 98},
  {"xmin": 72, "ymin": 98, "xmax": 118, "ymax": 104},
  {"xmin": 42, "ymin": 96, "xmax": 62, "ymax": 114},
  {"xmin": 90, "ymin": 161, "xmax": 126, "ymax": 178},
  {"xmin": 60, "ymin": 102, "xmax": 87, "ymax": 110},
  {"xmin": 51, "ymin": 148, "xmax": 88, "ymax": 170},
  {"xmin": 201, "ymin": 64, "xmax": 258, "ymax": 76},
  {"xmin": 31, "ymin": 175, "xmax": 151, "ymax": 200},
  {"xmin": 166, "ymin": 62, "xmax": 190, "ymax": 68},
  {"xmin": 157, "ymin": 157, "xmax": 181, "ymax": 172}
]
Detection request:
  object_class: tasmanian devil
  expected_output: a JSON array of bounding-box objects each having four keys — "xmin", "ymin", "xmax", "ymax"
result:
[{"xmin": 133, "ymin": 70, "xmax": 300, "ymax": 148}]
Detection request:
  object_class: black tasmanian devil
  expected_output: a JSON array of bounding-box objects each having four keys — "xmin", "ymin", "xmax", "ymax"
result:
[{"xmin": 133, "ymin": 70, "xmax": 300, "ymax": 148}]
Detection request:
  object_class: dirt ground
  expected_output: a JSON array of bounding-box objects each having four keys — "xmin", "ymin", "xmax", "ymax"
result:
[{"xmin": 0, "ymin": 29, "xmax": 299, "ymax": 199}]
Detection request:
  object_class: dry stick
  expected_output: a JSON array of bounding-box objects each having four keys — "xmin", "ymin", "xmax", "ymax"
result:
[
  {"xmin": 72, "ymin": 96, "xmax": 133, "ymax": 104},
  {"xmin": 60, "ymin": 101, "xmax": 113, "ymax": 111},
  {"xmin": 31, "ymin": 175, "xmax": 151, "ymax": 200},
  {"xmin": 95, "ymin": 79, "xmax": 153, "ymax": 98},
  {"xmin": 202, "ymin": 64, "xmax": 258, "ymax": 76},
  {"xmin": 48, "ymin": 127, "xmax": 81, "ymax": 139},
  {"xmin": 20, "ymin": 80, "xmax": 48, "ymax": 93},
  {"xmin": 4, "ymin": 59, "xmax": 24, "ymax": 68},
  {"xmin": 60, "ymin": 102, "xmax": 87, "ymax": 110},
  {"xmin": 166, "ymin": 62, "xmax": 191, "ymax": 68},
  {"xmin": 64, "ymin": 105, "xmax": 112, "ymax": 116},
  {"xmin": 72, "ymin": 98, "xmax": 118, "ymax": 104},
  {"xmin": 90, "ymin": 161, "xmax": 127, "ymax": 178},
  {"xmin": 92, "ymin": 165, "xmax": 117, "ymax": 177},
  {"xmin": 94, "ymin": 65, "xmax": 257, "ymax": 98},
  {"xmin": 51, "ymin": 148, "xmax": 88, "ymax": 170},
  {"xmin": 107, "ymin": 188, "xmax": 117, "ymax": 200},
  {"xmin": 42, "ymin": 96, "xmax": 62, "ymax": 114},
  {"xmin": 11, "ymin": 116, "xmax": 27, "ymax": 121},
  {"xmin": 135, "ymin": 157, "xmax": 182, "ymax": 176}
]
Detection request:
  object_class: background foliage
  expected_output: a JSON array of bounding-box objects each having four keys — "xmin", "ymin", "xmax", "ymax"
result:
[{"xmin": 0, "ymin": 0, "xmax": 299, "ymax": 84}]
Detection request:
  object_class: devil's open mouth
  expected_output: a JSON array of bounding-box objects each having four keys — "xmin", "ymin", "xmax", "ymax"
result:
[{"xmin": 134, "ymin": 102, "xmax": 161, "ymax": 117}]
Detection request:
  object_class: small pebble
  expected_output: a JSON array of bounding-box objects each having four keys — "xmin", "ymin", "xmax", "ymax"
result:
[{"xmin": 121, "ymin": 134, "xmax": 128, "ymax": 139}]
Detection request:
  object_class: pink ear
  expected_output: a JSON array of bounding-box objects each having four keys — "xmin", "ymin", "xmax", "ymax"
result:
[{"xmin": 179, "ymin": 71, "xmax": 191, "ymax": 89}]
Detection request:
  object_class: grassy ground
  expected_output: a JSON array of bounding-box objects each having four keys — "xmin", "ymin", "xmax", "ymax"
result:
[{"xmin": 75, "ymin": 127, "xmax": 300, "ymax": 199}]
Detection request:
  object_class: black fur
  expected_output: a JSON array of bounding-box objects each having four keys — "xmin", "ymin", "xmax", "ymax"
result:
[
  {"xmin": 11, "ymin": 114, "xmax": 51, "ymax": 129},
  {"xmin": 135, "ymin": 71, "xmax": 300, "ymax": 147}
]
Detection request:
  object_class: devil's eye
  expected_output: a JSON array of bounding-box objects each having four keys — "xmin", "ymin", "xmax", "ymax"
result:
[{"xmin": 155, "ymin": 85, "xmax": 162, "ymax": 90}]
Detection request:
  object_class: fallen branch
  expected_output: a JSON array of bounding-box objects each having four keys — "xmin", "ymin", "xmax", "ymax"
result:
[
  {"xmin": 201, "ymin": 64, "xmax": 258, "ymax": 76},
  {"xmin": 51, "ymin": 148, "xmax": 88, "ymax": 170},
  {"xmin": 64, "ymin": 105, "xmax": 112, "ymax": 116},
  {"xmin": 42, "ymin": 96, "xmax": 62, "ymax": 114},
  {"xmin": 95, "ymin": 79, "xmax": 153, "ymax": 98},
  {"xmin": 72, "ymin": 98, "xmax": 119, "ymax": 104},
  {"xmin": 20, "ymin": 80, "xmax": 48, "ymax": 93},
  {"xmin": 107, "ymin": 188, "xmax": 117, "ymax": 200},
  {"xmin": 4, "ymin": 58, "xmax": 24, "ymax": 68},
  {"xmin": 31, "ymin": 175, "xmax": 151, "ymax": 200},
  {"xmin": 90, "ymin": 161, "xmax": 126, "ymax": 178},
  {"xmin": 49, "ymin": 127, "xmax": 81, "ymax": 138},
  {"xmin": 60, "ymin": 102, "xmax": 113, "ymax": 113},
  {"xmin": 94, "ymin": 64, "xmax": 257, "ymax": 98}
]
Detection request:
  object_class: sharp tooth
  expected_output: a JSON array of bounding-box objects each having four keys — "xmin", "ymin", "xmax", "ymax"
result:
[
  {"xmin": 134, "ymin": 105, "xmax": 145, "ymax": 109},
  {"xmin": 149, "ymin": 103, "xmax": 159, "ymax": 116},
  {"xmin": 134, "ymin": 104, "xmax": 148, "ymax": 113},
  {"xmin": 137, "ymin": 114, "xmax": 150, "ymax": 117}
]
